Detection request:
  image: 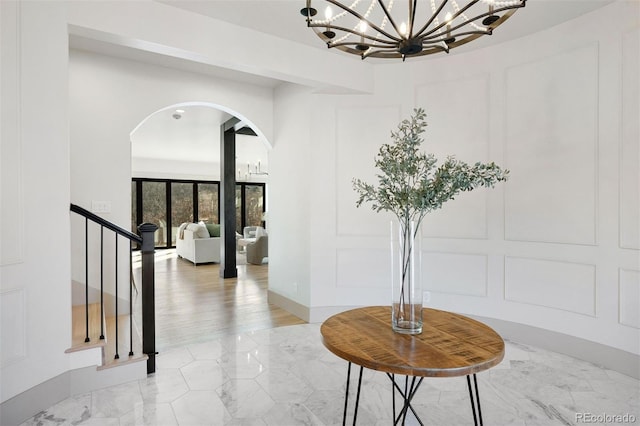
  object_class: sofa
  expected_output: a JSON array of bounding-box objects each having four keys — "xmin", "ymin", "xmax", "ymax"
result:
[{"xmin": 176, "ymin": 222, "xmax": 221, "ymax": 265}]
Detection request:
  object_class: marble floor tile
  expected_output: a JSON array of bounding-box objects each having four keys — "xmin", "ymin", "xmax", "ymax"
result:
[
  {"xmin": 171, "ymin": 390, "xmax": 231, "ymax": 425},
  {"xmin": 91, "ymin": 382, "xmax": 143, "ymax": 419},
  {"xmin": 186, "ymin": 339, "xmax": 226, "ymax": 360},
  {"xmin": 138, "ymin": 368, "xmax": 190, "ymax": 404},
  {"xmin": 180, "ymin": 360, "xmax": 229, "ymax": 391},
  {"xmin": 20, "ymin": 323, "xmax": 639, "ymax": 426},
  {"xmin": 119, "ymin": 402, "xmax": 178, "ymax": 426},
  {"xmin": 262, "ymin": 402, "xmax": 322, "ymax": 426},
  {"xmin": 217, "ymin": 379, "xmax": 275, "ymax": 418}
]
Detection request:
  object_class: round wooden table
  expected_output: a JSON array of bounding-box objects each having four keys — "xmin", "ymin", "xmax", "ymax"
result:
[{"xmin": 321, "ymin": 306, "xmax": 505, "ymax": 425}]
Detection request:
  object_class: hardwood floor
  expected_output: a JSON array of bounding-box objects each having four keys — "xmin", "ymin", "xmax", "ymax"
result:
[{"xmin": 133, "ymin": 249, "xmax": 305, "ymax": 351}]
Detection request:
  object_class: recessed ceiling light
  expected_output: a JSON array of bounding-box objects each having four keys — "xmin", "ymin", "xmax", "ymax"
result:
[{"xmin": 175, "ymin": 109, "xmax": 185, "ymax": 114}]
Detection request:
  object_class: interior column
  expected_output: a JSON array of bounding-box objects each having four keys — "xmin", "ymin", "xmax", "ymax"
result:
[{"xmin": 220, "ymin": 117, "xmax": 238, "ymax": 278}]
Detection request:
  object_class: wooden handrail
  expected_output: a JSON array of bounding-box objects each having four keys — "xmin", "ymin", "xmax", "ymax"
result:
[{"xmin": 70, "ymin": 203, "xmax": 142, "ymax": 243}]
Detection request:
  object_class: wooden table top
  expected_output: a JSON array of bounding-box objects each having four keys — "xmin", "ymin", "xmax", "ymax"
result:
[{"xmin": 321, "ymin": 306, "xmax": 505, "ymax": 377}]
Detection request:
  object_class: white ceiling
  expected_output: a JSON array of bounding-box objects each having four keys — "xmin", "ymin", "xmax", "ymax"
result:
[
  {"xmin": 130, "ymin": 105, "xmax": 270, "ymax": 174},
  {"xmin": 119, "ymin": 0, "xmax": 614, "ymax": 173}
]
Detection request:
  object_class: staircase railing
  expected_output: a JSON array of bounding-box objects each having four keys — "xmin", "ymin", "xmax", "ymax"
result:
[{"xmin": 70, "ymin": 203, "xmax": 158, "ymax": 374}]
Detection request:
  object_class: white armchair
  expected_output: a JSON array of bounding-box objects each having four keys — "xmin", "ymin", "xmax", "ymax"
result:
[{"xmin": 246, "ymin": 234, "xmax": 268, "ymax": 265}]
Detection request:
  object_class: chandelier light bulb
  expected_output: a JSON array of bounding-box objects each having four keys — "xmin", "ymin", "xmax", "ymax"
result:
[
  {"xmin": 399, "ymin": 22, "xmax": 407, "ymax": 36},
  {"xmin": 324, "ymin": 5, "xmax": 332, "ymax": 20},
  {"xmin": 359, "ymin": 20, "xmax": 368, "ymax": 33},
  {"xmin": 445, "ymin": 12, "xmax": 453, "ymax": 23},
  {"xmin": 322, "ymin": 5, "xmax": 336, "ymax": 38}
]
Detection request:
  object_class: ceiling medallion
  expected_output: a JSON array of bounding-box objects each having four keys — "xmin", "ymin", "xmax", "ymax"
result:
[{"xmin": 301, "ymin": 0, "xmax": 526, "ymax": 60}]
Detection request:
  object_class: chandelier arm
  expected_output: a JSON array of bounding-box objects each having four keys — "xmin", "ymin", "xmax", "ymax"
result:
[
  {"xmin": 329, "ymin": 40, "xmax": 399, "ymax": 50},
  {"xmin": 411, "ymin": 0, "xmax": 450, "ymax": 39},
  {"xmin": 364, "ymin": 42, "xmax": 450, "ymax": 58},
  {"xmin": 417, "ymin": 1, "xmax": 522, "ymax": 39},
  {"xmin": 422, "ymin": 28, "xmax": 491, "ymax": 43},
  {"xmin": 417, "ymin": 44, "xmax": 450, "ymax": 55},
  {"xmin": 414, "ymin": 0, "xmax": 480, "ymax": 38},
  {"xmin": 308, "ymin": 23, "xmax": 399, "ymax": 45},
  {"xmin": 361, "ymin": 47, "xmax": 394, "ymax": 59},
  {"xmin": 323, "ymin": 0, "xmax": 401, "ymax": 42},
  {"xmin": 374, "ymin": 0, "xmax": 402, "ymax": 41},
  {"xmin": 409, "ymin": 0, "xmax": 418, "ymax": 38}
]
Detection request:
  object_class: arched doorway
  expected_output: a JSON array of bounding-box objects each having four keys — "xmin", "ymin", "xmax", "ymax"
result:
[{"xmin": 129, "ymin": 102, "xmax": 270, "ymax": 258}]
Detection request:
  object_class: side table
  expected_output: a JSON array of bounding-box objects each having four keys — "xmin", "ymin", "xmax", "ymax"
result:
[{"xmin": 321, "ymin": 306, "xmax": 505, "ymax": 425}]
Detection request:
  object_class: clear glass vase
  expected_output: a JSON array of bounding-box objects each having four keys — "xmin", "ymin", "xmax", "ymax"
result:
[{"xmin": 391, "ymin": 220, "xmax": 423, "ymax": 334}]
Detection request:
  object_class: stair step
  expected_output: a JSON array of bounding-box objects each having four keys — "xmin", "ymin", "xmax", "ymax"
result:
[
  {"xmin": 66, "ymin": 302, "xmax": 147, "ymax": 370},
  {"xmin": 65, "ymin": 303, "xmax": 106, "ymax": 353},
  {"xmin": 98, "ymin": 313, "xmax": 147, "ymax": 370}
]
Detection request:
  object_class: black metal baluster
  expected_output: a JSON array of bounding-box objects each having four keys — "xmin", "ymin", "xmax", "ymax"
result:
[
  {"xmin": 84, "ymin": 217, "xmax": 90, "ymax": 343},
  {"xmin": 128, "ymin": 247, "xmax": 134, "ymax": 357},
  {"xmin": 114, "ymin": 234, "xmax": 119, "ymax": 360},
  {"xmin": 100, "ymin": 226, "xmax": 105, "ymax": 340}
]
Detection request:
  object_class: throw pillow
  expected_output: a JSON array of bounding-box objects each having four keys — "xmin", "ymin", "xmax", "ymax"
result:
[
  {"xmin": 186, "ymin": 223, "xmax": 210, "ymax": 238},
  {"xmin": 205, "ymin": 223, "xmax": 221, "ymax": 237},
  {"xmin": 177, "ymin": 222, "xmax": 189, "ymax": 240},
  {"xmin": 255, "ymin": 226, "xmax": 267, "ymax": 237}
]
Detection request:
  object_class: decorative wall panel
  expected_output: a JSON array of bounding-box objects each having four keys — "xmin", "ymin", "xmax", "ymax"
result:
[
  {"xmin": 504, "ymin": 45, "xmax": 598, "ymax": 245},
  {"xmin": 1, "ymin": 1, "xmax": 24, "ymax": 265},
  {"xmin": 336, "ymin": 106, "xmax": 400, "ymax": 236},
  {"xmin": 505, "ymin": 257, "xmax": 596, "ymax": 316},
  {"xmin": 416, "ymin": 76, "xmax": 490, "ymax": 239},
  {"xmin": 336, "ymin": 248, "xmax": 388, "ymax": 288},
  {"xmin": 423, "ymin": 252, "xmax": 488, "ymax": 297},
  {"xmin": 620, "ymin": 29, "xmax": 640, "ymax": 250},
  {"xmin": 0, "ymin": 288, "xmax": 26, "ymax": 366},
  {"xmin": 619, "ymin": 269, "xmax": 640, "ymax": 329}
]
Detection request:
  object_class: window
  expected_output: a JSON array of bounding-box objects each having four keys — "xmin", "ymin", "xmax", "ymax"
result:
[
  {"xmin": 235, "ymin": 185, "xmax": 243, "ymax": 234},
  {"xmin": 132, "ymin": 178, "xmax": 265, "ymax": 249},
  {"xmin": 198, "ymin": 183, "xmax": 219, "ymax": 224},
  {"xmin": 131, "ymin": 181, "xmax": 137, "ymax": 235},
  {"xmin": 171, "ymin": 182, "xmax": 194, "ymax": 246},
  {"xmin": 244, "ymin": 185, "xmax": 264, "ymax": 227},
  {"xmin": 141, "ymin": 181, "xmax": 167, "ymax": 248}
]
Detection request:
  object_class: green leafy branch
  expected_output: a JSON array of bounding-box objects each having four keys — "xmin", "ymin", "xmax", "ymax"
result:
[{"xmin": 352, "ymin": 108, "xmax": 509, "ymax": 230}]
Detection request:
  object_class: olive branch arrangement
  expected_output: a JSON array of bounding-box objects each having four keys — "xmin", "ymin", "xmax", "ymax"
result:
[{"xmin": 352, "ymin": 108, "xmax": 509, "ymax": 323}]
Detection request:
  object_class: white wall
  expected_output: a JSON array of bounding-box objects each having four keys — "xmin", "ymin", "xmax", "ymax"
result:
[
  {"xmin": 271, "ymin": 2, "xmax": 639, "ymax": 357},
  {"xmin": 269, "ymin": 84, "xmax": 313, "ymax": 308},
  {"xmin": 0, "ymin": 0, "xmax": 71, "ymax": 403}
]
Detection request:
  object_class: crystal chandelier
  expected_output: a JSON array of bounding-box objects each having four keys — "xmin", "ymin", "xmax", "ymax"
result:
[{"xmin": 301, "ymin": 0, "xmax": 526, "ymax": 60}]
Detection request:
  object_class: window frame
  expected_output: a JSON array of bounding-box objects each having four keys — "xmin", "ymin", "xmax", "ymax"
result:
[{"xmin": 132, "ymin": 177, "xmax": 265, "ymax": 249}]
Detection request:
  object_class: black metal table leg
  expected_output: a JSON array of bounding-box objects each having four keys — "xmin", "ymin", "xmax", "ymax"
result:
[
  {"xmin": 387, "ymin": 373, "xmax": 425, "ymax": 425},
  {"xmin": 343, "ymin": 362, "xmax": 351, "ymax": 426},
  {"xmin": 344, "ymin": 368, "xmax": 483, "ymax": 426},
  {"xmin": 342, "ymin": 362, "xmax": 364, "ymax": 426},
  {"xmin": 466, "ymin": 374, "xmax": 483, "ymax": 426}
]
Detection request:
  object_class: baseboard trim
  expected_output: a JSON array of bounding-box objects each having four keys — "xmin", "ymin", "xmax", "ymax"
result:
[
  {"xmin": 267, "ymin": 290, "xmax": 310, "ymax": 322},
  {"xmin": 0, "ymin": 362, "xmax": 146, "ymax": 426},
  {"xmin": 0, "ymin": 372, "xmax": 70, "ymax": 426},
  {"xmin": 468, "ymin": 314, "xmax": 640, "ymax": 380},
  {"xmin": 267, "ymin": 294, "xmax": 640, "ymax": 380}
]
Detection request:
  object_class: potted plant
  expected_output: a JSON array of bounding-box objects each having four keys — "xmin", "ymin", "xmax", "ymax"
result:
[{"xmin": 353, "ymin": 108, "xmax": 509, "ymax": 334}]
